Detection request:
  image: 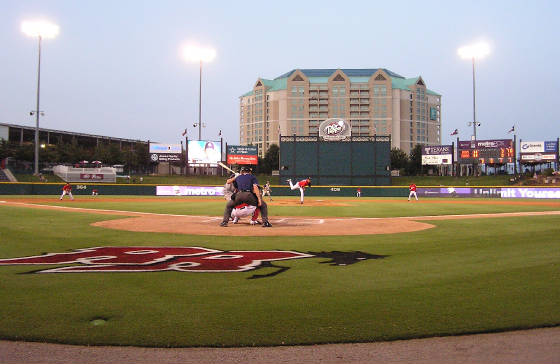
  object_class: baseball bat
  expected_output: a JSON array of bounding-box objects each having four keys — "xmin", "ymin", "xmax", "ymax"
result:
[{"xmin": 218, "ymin": 162, "xmax": 235, "ymax": 174}]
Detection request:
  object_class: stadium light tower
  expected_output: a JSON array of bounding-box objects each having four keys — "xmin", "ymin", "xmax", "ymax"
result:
[
  {"xmin": 458, "ymin": 41, "xmax": 490, "ymax": 141},
  {"xmin": 21, "ymin": 20, "xmax": 59, "ymax": 175},
  {"xmin": 182, "ymin": 44, "xmax": 216, "ymax": 140}
]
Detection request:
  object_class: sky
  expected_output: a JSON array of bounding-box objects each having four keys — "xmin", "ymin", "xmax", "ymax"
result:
[{"xmin": 1, "ymin": 0, "xmax": 559, "ymax": 148}]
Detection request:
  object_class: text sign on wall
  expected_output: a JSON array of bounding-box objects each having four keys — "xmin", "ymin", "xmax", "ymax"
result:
[
  {"xmin": 319, "ymin": 118, "xmax": 351, "ymax": 141},
  {"xmin": 149, "ymin": 143, "xmax": 182, "ymax": 163},
  {"xmin": 226, "ymin": 145, "xmax": 258, "ymax": 165},
  {"xmin": 422, "ymin": 145, "xmax": 453, "ymax": 165},
  {"xmin": 156, "ymin": 186, "xmax": 224, "ymax": 196}
]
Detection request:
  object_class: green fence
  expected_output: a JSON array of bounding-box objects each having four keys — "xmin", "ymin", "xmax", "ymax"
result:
[
  {"xmin": 0, "ymin": 182, "xmax": 407, "ymax": 197},
  {"xmin": 279, "ymin": 135, "xmax": 391, "ymax": 186},
  {"xmin": 0, "ymin": 183, "xmax": 155, "ymax": 196}
]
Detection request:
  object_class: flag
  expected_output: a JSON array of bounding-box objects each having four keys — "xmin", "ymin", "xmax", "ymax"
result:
[
  {"xmin": 450, "ymin": 129, "xmax": 458, "ymax": 136},
  {"xmin": 508, "ymin": 125, "xmax": 515, "ymax": 133},
  {"xmin": 181, "ymin": 129, "xmax": 187, "ymax": 136},
  {"xmin": 218, "ymin": 129, "xmax": 222, "ymax": 137}
]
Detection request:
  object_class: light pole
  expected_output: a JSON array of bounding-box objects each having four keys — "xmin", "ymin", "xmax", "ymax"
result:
[
  {"xmin": 182, "ymin": 44, "xmax": 216, "ymax": 140},
  {"xmin": 458, "ymin": 41, "xmax": 490, "ymax": 141},
  {"xmin": 21, "ymin": 20, "xmax": 59, "ymax": 175}
]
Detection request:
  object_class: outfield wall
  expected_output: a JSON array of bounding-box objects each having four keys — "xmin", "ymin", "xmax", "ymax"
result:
[{"xmin": 1, "ymin": 182, "xmax": 559, "ymax": 199}]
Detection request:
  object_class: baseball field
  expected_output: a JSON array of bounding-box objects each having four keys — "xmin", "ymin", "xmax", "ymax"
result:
[{"xmin": 0, "ymin": 195, "xmax": 559, "ymax": 347}]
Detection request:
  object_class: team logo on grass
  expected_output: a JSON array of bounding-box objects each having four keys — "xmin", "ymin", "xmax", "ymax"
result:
[{"xmin": 0, "ymin": 247, "xmax": 386, "ymax": 279}]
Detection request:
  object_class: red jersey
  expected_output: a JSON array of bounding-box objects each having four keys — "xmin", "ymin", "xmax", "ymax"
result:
[
  {"xmin": 63, "ymin": 184, "xmax": 72, "ymax": 192},
  {"xmin": 409, "ymin": 184, "xmax": 416, "ymax": 192},
  {"xmin": 298, "ymin": 179, "xmax": 311, "ymax": 188}
]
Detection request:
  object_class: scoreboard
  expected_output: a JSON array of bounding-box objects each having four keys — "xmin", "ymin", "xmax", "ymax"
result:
[{"xmin": 458, "ymin": 139, "xmax": 514, "ymax": 164}]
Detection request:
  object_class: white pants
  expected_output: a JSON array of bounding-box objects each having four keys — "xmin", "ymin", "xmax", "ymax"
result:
[
  {"xmin": 60, "ymin": 191, "xmax": 74, "ymax": 200},
  {"xmin": 288, "ymin": 180, "xmax": 305, "ymax": 203},
  {"xmin": 408, "ymin": 191, "xmax": 418, "ymax": 200},
  {"xmin": 231, "ymin": 205, "xmax": 257, "ymax": 219}
]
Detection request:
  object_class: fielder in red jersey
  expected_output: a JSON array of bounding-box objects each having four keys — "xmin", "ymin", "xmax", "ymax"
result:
[
  {"xmin": 408, "ymin": 183, "xmax": 418, "ymax": 201},
  {"xmin": 287, "ymin": 177, "xmax": 311, "ymax": 204}
]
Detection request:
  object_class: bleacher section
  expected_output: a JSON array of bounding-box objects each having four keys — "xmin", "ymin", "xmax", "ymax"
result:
[{"xmin": 53, "ymin": 165, "xmax": 117, "ymax": 183}]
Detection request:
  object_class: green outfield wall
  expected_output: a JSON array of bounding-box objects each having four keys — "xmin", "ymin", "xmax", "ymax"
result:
[
  {"xmin": 0, "ymin": 182, "xmax": 406, "ymax": 197},
  {"xmin": 2, "ymin": 183, "xmax": 559, "ymax": 199}
]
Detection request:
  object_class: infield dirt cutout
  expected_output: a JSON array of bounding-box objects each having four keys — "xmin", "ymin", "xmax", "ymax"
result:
[{"xmin": 2, "ymin": 198, "xmax": 560, "ymax": 236}]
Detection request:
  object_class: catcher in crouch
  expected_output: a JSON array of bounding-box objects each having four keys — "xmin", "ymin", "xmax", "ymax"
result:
[
  {"xmin": 287, "ymin": 177, "xmax": 311, "ymax": 204},
  {"xmin": 231, "ymin": 203, "xmax": 261, "ymax": 225},
  {"xmin": 220, "ymin": 166, "xmax": 271, "ymax": 227}
]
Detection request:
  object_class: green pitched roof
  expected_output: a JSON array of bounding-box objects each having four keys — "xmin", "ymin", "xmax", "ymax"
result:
[{"xmin": 241, "ymin": 69, "xmax": 440, "ymax": 97}]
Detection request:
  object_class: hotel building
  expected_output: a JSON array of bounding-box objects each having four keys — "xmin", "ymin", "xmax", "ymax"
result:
[{"xmin": 240, "ymin": 68, "xmax": 441, "ymax": 156}]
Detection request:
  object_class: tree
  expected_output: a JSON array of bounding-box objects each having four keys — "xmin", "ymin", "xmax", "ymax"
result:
[
  {"xmin": 260, "ymin": 144, "xmax": 279, "ymax": 174},
  {"xmin": 406, "ymin": 144, "xmax": 423, "ymax": 175},
  {"xmin": 390, "ymin": 148, "xmax": 408, "ymax": 170}
]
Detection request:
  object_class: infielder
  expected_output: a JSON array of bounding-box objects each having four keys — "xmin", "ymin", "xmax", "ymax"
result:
[
  {"xmin": 408, "ymin": 183, "xmax": 418, "ymax": 201},
  {"xmin": 60, "ymin": 183, "xmax": 74, "ymax": 200},
  {"xmin": 287, "ymin": 177, "xmax": 311, "ymax": 204},
  {"xmin": 263, "ymin": 181, "xmax": 272, "ymax": 201}
]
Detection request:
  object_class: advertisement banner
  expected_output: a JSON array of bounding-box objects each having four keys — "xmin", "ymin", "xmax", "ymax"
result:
[
  {"xmin": 421, "ymin": 155, "xmax": 452, "ymax": 165},
  {"xmin": 156, "ymin": 185, "xmax": 224, "ymax": 196},
  {"xmin": 80, "ymin": 173, "xmax": 104, "ymax": 180},
  {"xmin": 520, "ymin": 141, "xmax": 544, "ymax": 153},
  {"xmin": 226, "ymin": 145, "xmax": 258, "ymax": 165},
  {"xmin": 458, "ymin": 139, "xmax": 512, "ymax": 149},
  {"xmin": 149, "ymin": 143, "xmax": 182, "ymax": 154},
  {"xmin": 188, "ymin": 140, "xmax": 221, "ymax": 165},
  {"xmin": 520, "ymin": 154, "xmax": 556, "ymax": 161},
  {"xmin": 318, "ymin": 118, "xmax": 351, "ymax": 141},
  {"xmin": 422, "ymin": 145, "xmax": 452, "ymax": 165},
  {"xmin": 149, "ymin": 143, "xmax": 182, "ymax": 164},
  {"xmin": 422, "ymin": 145, "xmax": 452, "ymax": 155},
  {"xmin": 418, "ymin": 187, "xmax": 560, "ymax": 199},
  {"xmin": 545, "ymin": 141, "xmax": 558, "ymax": 153}
]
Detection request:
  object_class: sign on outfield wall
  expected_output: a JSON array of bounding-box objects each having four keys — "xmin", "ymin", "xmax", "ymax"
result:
[
  {"xmin": 418, "ymin": 187, "xmax": 560, "ymax": 199},
  {"xmin": 519, "ymin": 141, "xmax": 558, "ymax": 163},
  {"xmin": 226, "ymin": 145, "xmax": 258, "ymax": 165},
  {"xmin": 156, "ymin": 186, "xmax": 224, "ymax": 196},
  {"xmin": 421, "ymin": 145, "xmax": 453, "ymax": 165}
]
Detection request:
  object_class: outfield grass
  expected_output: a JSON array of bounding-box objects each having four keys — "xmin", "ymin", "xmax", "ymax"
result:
[{"xmin": 0, "ymin": 196, "xmax": 559, "ymax": 347}]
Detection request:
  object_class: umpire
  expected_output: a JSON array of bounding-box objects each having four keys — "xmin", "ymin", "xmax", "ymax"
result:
[{"xmin": 220, "ymin": 166, "xmax": 271, "ymax": 227}]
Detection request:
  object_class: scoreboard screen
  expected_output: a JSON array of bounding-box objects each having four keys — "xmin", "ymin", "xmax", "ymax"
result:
[{"xmin": 458, "ymin": 139, "xmax": 514, "ymax": 164}]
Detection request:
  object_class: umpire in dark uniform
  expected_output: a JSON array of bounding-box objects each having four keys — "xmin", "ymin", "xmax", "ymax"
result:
[{"xmin": 220, "ymin": 166, "xmax": 271, "ymax": 227}]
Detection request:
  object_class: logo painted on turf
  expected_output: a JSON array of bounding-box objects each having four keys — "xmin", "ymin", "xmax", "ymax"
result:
[{"xmin": 0, "ymin": 247, "xmax": 386, "ymax": 279}]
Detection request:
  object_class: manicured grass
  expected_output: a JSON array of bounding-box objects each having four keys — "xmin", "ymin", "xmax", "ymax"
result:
[
  {"xmin": 4, "ymin": 195, "xmax": 560, "ymax": 218},
  {"xmin": 0, "ymin": 198, "xmax": 559, "ymax": 347}
]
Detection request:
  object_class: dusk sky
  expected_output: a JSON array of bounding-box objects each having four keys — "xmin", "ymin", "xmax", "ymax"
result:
[{"xmin": 2, "ymin": 0, "xmax": 559, "ymax": 147}]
